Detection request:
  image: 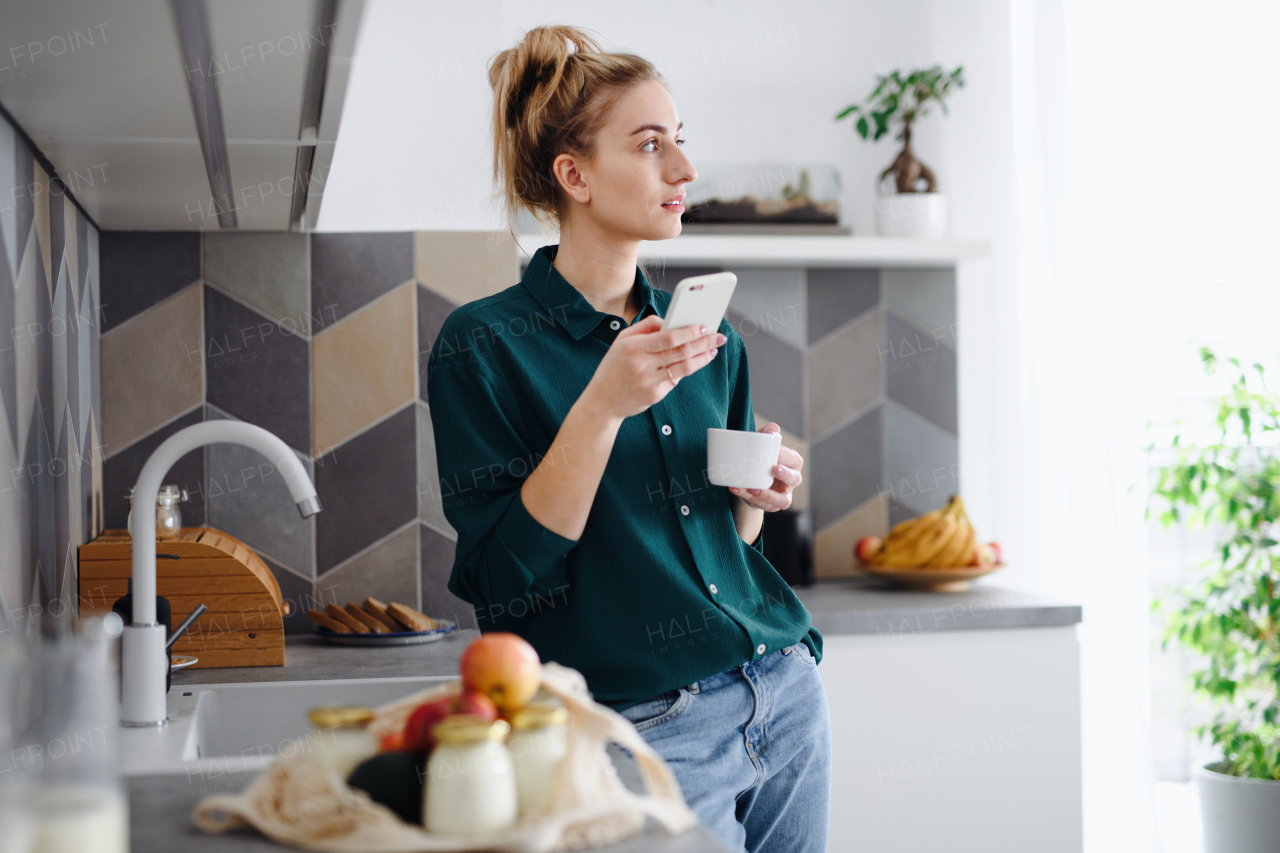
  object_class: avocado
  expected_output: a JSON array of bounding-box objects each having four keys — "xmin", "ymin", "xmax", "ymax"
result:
[{"xmin": 346, "ymin": 751, "xmax": 426, "ymax": 825}]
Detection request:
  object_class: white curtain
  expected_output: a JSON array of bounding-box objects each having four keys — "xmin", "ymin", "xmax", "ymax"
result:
[{"xmin": 957, "ymin": 0, "xmax": 1280, "ymax": 849}]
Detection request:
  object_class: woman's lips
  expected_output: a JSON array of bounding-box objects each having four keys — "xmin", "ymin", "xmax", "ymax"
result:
[{"xmin": 661, "ymin": 196, "xmax": 685, "ymax": 213}]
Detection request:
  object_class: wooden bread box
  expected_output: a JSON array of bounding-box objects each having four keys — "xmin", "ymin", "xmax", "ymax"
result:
[{"xmin": 78, "ymin": 527, "xmax": 288, "ymax": 668}]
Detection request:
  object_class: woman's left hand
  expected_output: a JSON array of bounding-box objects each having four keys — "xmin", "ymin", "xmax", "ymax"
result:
[{"xmin": 730, "ymin": 423, "xmax": 803, "ymax": 512}]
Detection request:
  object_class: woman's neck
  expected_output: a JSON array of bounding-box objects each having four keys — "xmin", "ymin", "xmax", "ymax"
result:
[{"xmin": 552, "ymin": 218, "xmax": 641, "ymax": 322}]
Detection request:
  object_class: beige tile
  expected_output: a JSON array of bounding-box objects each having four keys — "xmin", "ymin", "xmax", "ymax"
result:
[
  {"xmin": 316, "ymin": 523, "xmax": 419, "ymax": 611},
  {"xmin": 808, "ymin": 307, "xmax": 885, "ymax": 440},
  {"xmin": 100, "ymin": 283, "xmax": 204, "ymax": 455},
  {"xmin": 312, "ymin": 282, "xmax": 417, "ymax": 455},
  {"xmin": 415, "ymin": 231, "xmax": 520, "ymax": 306},
  {"xmin": 815, "ymin": 494, "xmax": 888, "ymax": 579},
  {"xmin": 90, "ymin": 407, "xmax": 104, "ymax": 538},
  {"xmin": 64, "ymin": 200, "xmax": 79, "ymax": 313},
  {"xmin": 754, "ymin": 410, "xmax": 809, "ymax": 512},
  {"xmin": 34, "ymin": 162, "xmax": 50, "ymax": 300}
]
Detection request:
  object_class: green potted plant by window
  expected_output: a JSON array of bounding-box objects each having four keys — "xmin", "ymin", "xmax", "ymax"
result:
[
  {"xmin": 1149, "ymin": 347, "xmax": 1280, "ymax": 853},
  {"xmin": 835, "ymin": 65, "xmax": 964, "ymax": 238}
]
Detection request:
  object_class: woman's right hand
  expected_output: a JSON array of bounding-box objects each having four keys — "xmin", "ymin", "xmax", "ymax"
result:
[{"xmin": 582, "ymin": 314, "xmax": 727, "ymax": 420}]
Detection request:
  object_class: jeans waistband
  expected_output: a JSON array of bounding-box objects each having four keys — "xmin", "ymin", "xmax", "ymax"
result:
[{"xmin": 685, "ymin": 645, "xmax": 791, "ymax": 694}]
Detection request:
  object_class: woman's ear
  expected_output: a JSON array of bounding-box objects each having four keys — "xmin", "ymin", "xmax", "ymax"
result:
[{"xmin": 552, "ymin": 153, "xmax": 591, "ymax": 205}]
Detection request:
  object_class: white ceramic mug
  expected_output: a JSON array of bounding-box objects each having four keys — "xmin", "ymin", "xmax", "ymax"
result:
[{"xmin": 706, "ymin": 428, "xmax": 782, "ymax": 490}]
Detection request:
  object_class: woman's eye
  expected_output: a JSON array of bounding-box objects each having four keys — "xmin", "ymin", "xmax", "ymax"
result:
[
  {"xmin": 641, "ymin": 139, "xmax": 657, "ymax": 152},
  {"xmin": 676, "ymin": 138, "xmax": 686, "ymax": 147}
]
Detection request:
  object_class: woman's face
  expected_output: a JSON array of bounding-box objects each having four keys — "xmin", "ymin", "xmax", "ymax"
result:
[{"xmin": 557, "ymin": 79, "xmax": 697, "ymax": 242}]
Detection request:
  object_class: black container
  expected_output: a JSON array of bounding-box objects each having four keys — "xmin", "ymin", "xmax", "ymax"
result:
[{"xmin": 762, "ymin": 508, "xmax": 814, "ymax": 587}]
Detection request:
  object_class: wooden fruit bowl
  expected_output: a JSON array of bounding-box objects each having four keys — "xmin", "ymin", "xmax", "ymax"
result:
[{"xmin": 859, "ymin": 562, "xmax": 1006, "ymax": 592}]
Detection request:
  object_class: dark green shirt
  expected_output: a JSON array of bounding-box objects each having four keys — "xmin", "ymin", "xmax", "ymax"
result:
[{"xmin": 426, "ymin": 245, "xmax": 822, "ymax": 711}]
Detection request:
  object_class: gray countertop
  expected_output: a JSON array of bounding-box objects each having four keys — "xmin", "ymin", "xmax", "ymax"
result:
[{"xmin": 794, "ymin": 577, "xmax": 1081, "ymax": 637}]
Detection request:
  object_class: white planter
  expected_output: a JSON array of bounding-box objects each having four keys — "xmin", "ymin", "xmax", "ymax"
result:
[
  {"xmin": 874, "ymin": 193, "xmax": 948, "ymax": 238},
  {"xmin": 1195, "ymin": 762, "xmax": 1280, "ymax": 853}
]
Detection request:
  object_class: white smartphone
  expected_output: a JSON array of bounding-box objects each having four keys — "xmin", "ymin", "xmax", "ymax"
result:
[{"xmin": 661, "ymin": 271, "xmax": 738, "ymax": 333}]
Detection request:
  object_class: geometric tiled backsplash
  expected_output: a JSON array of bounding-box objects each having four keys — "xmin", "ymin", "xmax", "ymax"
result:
[
  {"xmin": 648, "ymin": 263, "xmax": 958, "ymax": 578},
  {"xmin": 0, "ymin": 113, "xmax": 102, "ymax": 638},
  {"xmin": 96, "ymin": 228, "xmax": 958, "ymax": 635}
]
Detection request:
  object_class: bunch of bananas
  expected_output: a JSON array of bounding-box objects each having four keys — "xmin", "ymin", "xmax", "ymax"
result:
[{"xmin": 860, "ymin": 494, "xmax": 979, "ymax": 570}]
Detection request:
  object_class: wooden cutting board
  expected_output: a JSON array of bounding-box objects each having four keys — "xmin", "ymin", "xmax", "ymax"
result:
[{"xmin": 78, "ymin": 528, "xmax": 286, "ymax": 668}]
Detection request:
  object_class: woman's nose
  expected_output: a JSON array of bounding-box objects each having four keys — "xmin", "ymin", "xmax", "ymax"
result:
[{"xmin": 670, "ymin": 147, "xmax": 697, "ymax": 186}]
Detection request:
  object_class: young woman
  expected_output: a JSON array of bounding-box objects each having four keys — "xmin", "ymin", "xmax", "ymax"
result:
[{"xmin": 426, "ymin": 25, "xmax": 831, "ymax": 853}]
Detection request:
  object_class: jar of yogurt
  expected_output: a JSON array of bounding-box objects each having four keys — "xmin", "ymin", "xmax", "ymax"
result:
[
  {"xmin": 424, "ymin": 715, "xmax": 516, "ymax": 834},
  {"xmin": 304, "ymin": 706, "xmax": 377, "ymax": 779},
  {"xmin": 507, "ymin": 702, "xmax": 569, "ymax": 817}
]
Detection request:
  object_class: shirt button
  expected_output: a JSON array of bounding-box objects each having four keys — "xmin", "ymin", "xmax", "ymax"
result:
[
  {"xmin": 661, "ymin": 424, "xmax": 672, "ymax": 436},
  {"xmin": 709, "ymin": 583, "xmax": 718, "ymax": 594},
  {"xmin": 680, "ymin": 505, "xmax": 690, "ymax": 516},
  {"xmin": 609, "ymin": 320, "xmax": 621, "ymax": 330},
  {"xmin": 756, "ymin": 644, "xmax": 766, "ymax": 655}
]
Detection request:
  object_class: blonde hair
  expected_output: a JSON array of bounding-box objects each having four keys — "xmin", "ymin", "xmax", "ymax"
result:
[{"xmin": 489, "ymin": 26, "xmax": 662, "ymax": 226}]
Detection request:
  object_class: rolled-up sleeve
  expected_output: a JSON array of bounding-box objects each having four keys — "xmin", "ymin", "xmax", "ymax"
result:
[
  {"xmin": 427, "ymin": 336, "xmax": 580, "ymax": 609},
  {"xmin": 723, "ymin": 324, "xmax": 766, "ymax": 556}
]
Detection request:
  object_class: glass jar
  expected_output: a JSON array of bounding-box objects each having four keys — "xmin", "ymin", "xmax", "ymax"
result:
[
  {"xmin": 507, "ymin": 702, "xmax": 568, "ymax": 817},
  {"xmin": 304, "ymin": 707, "xmax": 377, "ymax": 779},
  {"xmin": 424, "ymin": 716, "xmax": 516, "ymax": 835},
  {"xmin": 125, "ymin": 484, "xmax": 189, "ymax": 540}
]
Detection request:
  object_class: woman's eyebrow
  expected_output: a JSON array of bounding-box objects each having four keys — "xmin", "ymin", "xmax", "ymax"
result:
[{"xmin": 630, "ymin": 121, "xmax": 684, "ymax": 136}]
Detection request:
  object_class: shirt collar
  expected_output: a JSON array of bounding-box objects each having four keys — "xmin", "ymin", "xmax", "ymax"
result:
[{"xmin": 521, "ymin": 245, "xmax": 660, "ymax": 341}]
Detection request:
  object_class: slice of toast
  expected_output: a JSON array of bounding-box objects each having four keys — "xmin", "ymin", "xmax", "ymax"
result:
[
  {"xmin": 307, "ymin": 609, "xmax": 352, "ymax": 633},
  {"xmin": 386, "ymin": 602, "xmax": 438, "ymax": 632},
  {"xmin": 325, "ymin": 603, "xmax": 368, "ymax": 633},
  {"xmin": 361, "ymin": 598, "xmax": 401, "ymax": 632},
  {"xmin": 344, "ymin": 602, "xmax": 389, "ymax": 634}
]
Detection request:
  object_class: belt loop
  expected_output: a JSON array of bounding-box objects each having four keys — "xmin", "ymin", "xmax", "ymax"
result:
[{"xmin": 687, "ymin": 681, "xmax": 700, "ymax": 694}]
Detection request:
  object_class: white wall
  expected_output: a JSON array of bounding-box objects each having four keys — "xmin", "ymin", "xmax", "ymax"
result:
[{"xmin": 318, "ymin": 0, "xmax": 1002, "ymax": 237}]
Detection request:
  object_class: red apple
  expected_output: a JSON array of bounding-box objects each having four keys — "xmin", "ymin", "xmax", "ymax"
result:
[
  {"xmin": 988, "ymin": 541, "xmax": 1003, "ymax": 564},
  {"xmin": 854, "ymin": 535, "xmax": 882, "ymax": 565},
  {"xmin": 459, "ymin": 633, "xmax": 542, "ymax": 713},
  {"xmin": 402, "ymin": 689, "xmax": 498, "ymax": 752}
]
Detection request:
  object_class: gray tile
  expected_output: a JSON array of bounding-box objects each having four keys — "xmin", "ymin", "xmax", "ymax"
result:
[
  {"xmin": 257, "ymin": 552, "xmax": 316, "ymax": 635},
  {"xmin": 885, "ymin": 268, "xmax": 956, "ymax": 346},
  {"xmin": 882, "ymin": 401, "xmax": 959, "ymax": 518},
  {"xmin": 98, "ymin": 232, "xmax": 200, "ymax": 333},
  {"xmin": 204, "ymin": 285, "xmax": 311, "ymax": 455},
  {"xmin": 885, "ymin": 312, "xmax": 957, "ymax": 434},
  {"xmin": 726, "ymin": 268, "xmax": 806, "ymax": 351},
  {"xmin": 206, "ymin": 404, "xmax": 316, "ymax": 578},
  {"xmin": 102, "ymin": 406, "xmax": 205, "ymax": 532},
  {"xmin": 417, "ymin": 284, "xmax": 455, "ymax": 401},
  {"xmin": 727, "ymin": 308, "xmax": 805, "ymax": 437},
  {"xmin": 0, "ymin": 227, "xmax": 16, "ymax": 459},
  {"xmin": 311, "ymin": 233, "xmax": 413, "ymax": 326},
  {"xmin": 808, "ymin": 307, "xmax": 885, "ymax": 440},
  {"xmin": 809, "ymin": 406, "xmax": 882, "ymax": 531},
  {"xmin": 807, "ymin": 268, "xmax": 880, "ymax": 344},
  {"xmin": 203, "ymin": 232, "xmax": 311, "ymax": 333},
  {"xmin": 316, "ymin": 523, "xmax": 419, "ymax": 613},
  {"xmin": 421, "ymin": 523, "xmax": 477, "ymax": 630},
  {"xmin": 416, "ymin": 402, "xmax": 456, "ymax": 537},
  {"xmin": 314, "ymin": 404, "xmax": 418, "ymax": 574}
]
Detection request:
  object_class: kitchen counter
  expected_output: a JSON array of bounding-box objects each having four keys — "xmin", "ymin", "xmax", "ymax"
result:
[
  {"xmin": 794, "ymin": 577, "xmax": 1081, "ymax": 636},
  {"xmin": 128, "ymin": 771, "xmax": 728, "ymax": 853}
]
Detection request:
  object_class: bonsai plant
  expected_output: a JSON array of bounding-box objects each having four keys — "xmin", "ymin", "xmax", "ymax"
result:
[
  {"xmin": 1148, "ymin": 347, "xmax": 1280, "ymax": 850},
  {"xmin": 835, "ymin": 65, "xmax": 965, "ymax": 194}
]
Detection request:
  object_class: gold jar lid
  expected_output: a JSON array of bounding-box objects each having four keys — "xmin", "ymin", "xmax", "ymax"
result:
[
  {"xmin": 432, "ymin": 714, "xmax": 511, "ymax": 745},
  {"xmin": 509, "ymin": 702, "xmax": 569, "ymax": 731},
  {"xmin": 307, "ymin": 706, "xmax": 375, "ymax": 729}
]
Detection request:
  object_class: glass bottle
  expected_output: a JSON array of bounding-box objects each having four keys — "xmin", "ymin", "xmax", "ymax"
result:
[
  {"xmin": 507, "ymin": 702, "xmax": 569, "ymax": 817},
  {"xmin": 125, "ymin": 484, "xmax": 189, "ymax": 540},
  {"xmin": 304, "ymin": 707, "xmax": 377, "ymax": 779},
  {"xmin": 424, "ymin": 716, "xmax": 516, "ymax": 834}
]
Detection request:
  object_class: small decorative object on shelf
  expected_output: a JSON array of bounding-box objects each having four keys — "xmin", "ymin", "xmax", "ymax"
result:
[
  {"xmin": 836, "ymin": 65, "xmax": 965, "ymax": 239},
  {"xmin": 680, "ymin": 163, "xmax": 846, "ymax": 233}
]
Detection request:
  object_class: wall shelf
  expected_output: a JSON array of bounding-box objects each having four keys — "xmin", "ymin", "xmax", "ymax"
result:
[{"xmin": 515, "ymin": 232, "xmax": 990, "ymax": 269}]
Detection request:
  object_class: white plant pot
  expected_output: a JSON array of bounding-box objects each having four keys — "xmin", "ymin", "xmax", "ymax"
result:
[
  {"xmin": 1195, "ymin": 762, "xmax": 1280, "ymax": 852},
  {"xmin": 874, "ymin": 193, "xmax": 948, "ymax": 238}
]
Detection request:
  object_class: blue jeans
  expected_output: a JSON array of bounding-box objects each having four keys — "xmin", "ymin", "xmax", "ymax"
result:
[{"xmin": 617, "ymin": 641, "xmax": 831, "ymax": 853}]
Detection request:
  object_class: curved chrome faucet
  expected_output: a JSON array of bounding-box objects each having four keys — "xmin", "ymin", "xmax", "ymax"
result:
[{"xmin": 121, "ymin": 421, "xmax": 321, "ymax": 726}]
